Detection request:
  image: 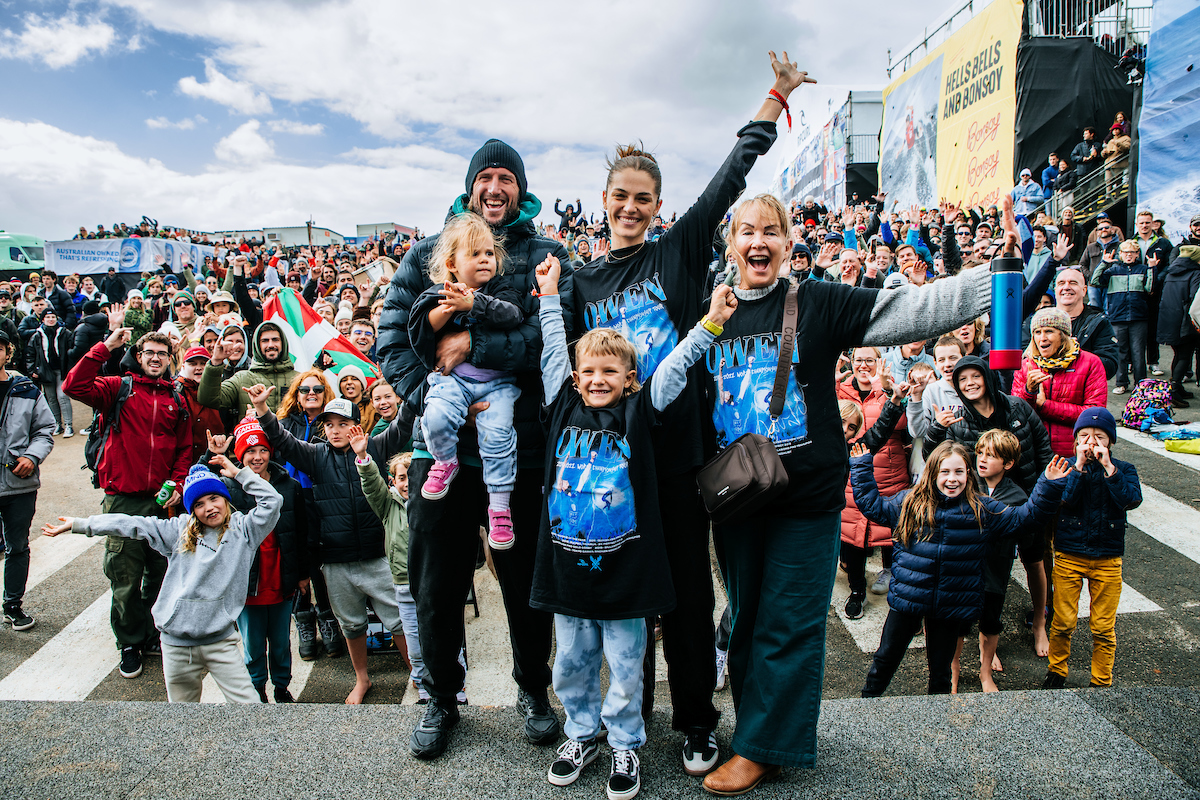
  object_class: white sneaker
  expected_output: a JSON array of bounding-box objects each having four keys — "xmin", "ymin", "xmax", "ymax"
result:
[
  {"xmin": 63, "ymin": 425, "xmax": 75, "ymax": 438},
  {"xmin": 682, "ymin": 731, "xmax": 719, "ymax": 776},
  {"xmin": 714, "ymin": 646, "xmax": 728, "ymax": 691}
]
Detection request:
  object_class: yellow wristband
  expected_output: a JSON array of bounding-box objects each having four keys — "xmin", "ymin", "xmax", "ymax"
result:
[{"xmin": 700, "ymin": 316, "xmax": 723, "ymax": 336}]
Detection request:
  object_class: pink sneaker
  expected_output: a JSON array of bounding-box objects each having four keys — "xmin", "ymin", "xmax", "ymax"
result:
[
  {"xmin": 487, "ymin": 508, "xmax": 515, "ymax": 550},
  {"xmin": 421, "ymin": 460, "xmax": 459, "ymax": 500}
]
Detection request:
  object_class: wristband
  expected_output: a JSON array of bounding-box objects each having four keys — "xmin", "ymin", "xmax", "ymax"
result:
[
  {"xmin": 355, "ymin": 455, "xmax": 371, "ymax": 466},
  {"xmin": 768, "ymin": 89, "xmax": 792, "ymax": 131},
  {"xmin": 700, "ymin": 316, "xmax": 723, "ymax": 336}
]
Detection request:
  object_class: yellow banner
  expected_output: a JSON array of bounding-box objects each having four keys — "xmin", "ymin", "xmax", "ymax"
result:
[{"xmin": 881, "ymin": 0, "xmax": 1023, "ymax": 210}]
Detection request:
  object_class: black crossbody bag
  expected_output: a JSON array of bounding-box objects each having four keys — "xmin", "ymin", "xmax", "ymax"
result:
[{"xmin": 696, "ymin": 284, "xmax": 796, "ymax": 525}]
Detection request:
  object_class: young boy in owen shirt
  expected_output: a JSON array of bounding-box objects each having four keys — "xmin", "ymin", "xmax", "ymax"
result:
[{"xmin": 533, "ymin": 254, "xmax": 737, "ymax": 800}]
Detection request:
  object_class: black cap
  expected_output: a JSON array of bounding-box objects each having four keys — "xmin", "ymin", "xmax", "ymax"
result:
[
  {"xmin": 465, "ymin": 139, "xmax": 527, "ymax": 199},
  {"xmin": 0, "ymin": 328, "xmax": 10, "ymax": 346}
]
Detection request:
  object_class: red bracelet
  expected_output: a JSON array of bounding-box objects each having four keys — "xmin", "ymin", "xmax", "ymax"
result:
[{"xmin": 768, "ymin": 89, "xmax": 791, "ymax": 131}]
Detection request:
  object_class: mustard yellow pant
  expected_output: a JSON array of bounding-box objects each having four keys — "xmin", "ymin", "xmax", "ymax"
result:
[{"xmin": 1048, "ymin": 551, "xmax": 1122, "ymax": 686}]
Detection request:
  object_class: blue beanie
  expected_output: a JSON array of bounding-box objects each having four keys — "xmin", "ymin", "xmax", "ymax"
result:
[
  {"xmin": 1073, "ymin": 407, "xmax": 1117, "ymax": 443},
  {"xmin": 182, "ymin": 464, "xmax": 231, "ymax": 513}
]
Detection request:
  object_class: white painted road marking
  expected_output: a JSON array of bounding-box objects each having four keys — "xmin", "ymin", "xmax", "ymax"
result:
[{"xmin": 0, "ymin": 591, "xmax": 114, "ymax": 701}]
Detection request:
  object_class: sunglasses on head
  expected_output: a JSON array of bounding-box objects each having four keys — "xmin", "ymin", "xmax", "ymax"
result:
[{"xmin": 297, "ymin": 385, "xmax": 324, "ymax": 395}]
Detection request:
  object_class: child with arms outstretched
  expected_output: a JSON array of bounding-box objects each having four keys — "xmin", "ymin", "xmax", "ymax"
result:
[{"xmin": 43, "ymin": 455, "xmax": 282, "ymax": 703}]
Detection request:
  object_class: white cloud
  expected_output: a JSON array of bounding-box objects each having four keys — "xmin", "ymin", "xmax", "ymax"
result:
[
  {"xmin": 178, "ymin": 58, "xmax": 273, "ymax": 115},
  {"xmin": 145, "ymin": 114, "xmax": 207, "ymax": 130},
  {"xmin": 214, "ymin": 120, "xmax": 275, "ymax": 163},
  {"xmin": 0, "ymin": 118, "xmax": 470, "ymax": 239},
  {"xmin": 268, "ymin": 120, "xmax": 324, "ymax": 136},
  {"xmin": 0, "ymin": 12, "xmax": 117, "ymax": 68}
]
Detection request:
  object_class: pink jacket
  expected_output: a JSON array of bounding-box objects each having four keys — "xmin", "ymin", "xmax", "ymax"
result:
[
  {"xmin": 1012, "ymin": 349, "xmax": 1108, "ymax": 458},
  {"xmin": 837, "ymin": 380, "xmax": 910, "ymax": 549}
]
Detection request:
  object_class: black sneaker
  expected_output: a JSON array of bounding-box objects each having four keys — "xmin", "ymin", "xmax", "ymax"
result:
[
  {"xmin": 607, "ymin": 748, "xmax": 641, "ymax": 800},
  {"xmin": 294, "ymin": 610, "xmax": 320, "ymax": 661},
  {"xmin": 1042, "ymin": 672, "xmax": 1066, "ymax": 690},
  {"xmin": 682, "ymin": 730, "xmax": 718, "ymax": 776},
  {"xmin": 409, "ymin": 702, "xmax": 460, "ymax": 760},
  {"xmin": 274, "ymin": 687, "xmax": 295, "ymax": 703},
  {"xmin": 318, "ymin": 613, "xmax": 345, "ymax": 658},
  {"xmin": 119, "ymin": 646, "xmax": 143, "ymax": 679},
  {"xmin": 256, "ymin": 685, "xmax": 269, "ymax": 703},
  {"xmin": 547, "ymin": 738, "xmax": 598, "ymax": 787},
  {"xmin": 516, "ymin": 688, "xmax": 561, "ymax": 745},
  {"xmin": 3, "ymin": 605, "xmax": 35, "ymax": 631},
  {"xmin": 845, "ymin": 593, "xmax": 865, "ymax": 620}
]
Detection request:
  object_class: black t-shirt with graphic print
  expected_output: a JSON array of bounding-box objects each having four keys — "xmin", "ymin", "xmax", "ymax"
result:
[{"xmin": 702, "ymin": 278, "xmax": 880, "ymax": 519}]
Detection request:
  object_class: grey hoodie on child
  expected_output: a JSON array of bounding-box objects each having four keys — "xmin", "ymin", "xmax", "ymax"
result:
[{"xmin": 71, "ymin": 468, "xmax": 282, "ymax": 647}]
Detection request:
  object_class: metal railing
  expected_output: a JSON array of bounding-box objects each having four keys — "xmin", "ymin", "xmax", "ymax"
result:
[
  {"xmin": 1028, "ymin": 161, "xmax": 1127, "ymax": 224},
  {"xmin": 848, "ymin": 134, "xmax": 880, "ymax": 164},
  {"xmin": 1027, "ymin": 0, "xmax": 1153, "ymax": 58}
]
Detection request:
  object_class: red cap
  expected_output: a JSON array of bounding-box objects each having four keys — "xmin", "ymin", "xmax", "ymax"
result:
[
  {"xmin": 183, "ymin": 346, "xmax": 211, "ymax": 363},
  {"xmin": 233, "ymin": 416, "xmax": 272, "ymax": 461}
]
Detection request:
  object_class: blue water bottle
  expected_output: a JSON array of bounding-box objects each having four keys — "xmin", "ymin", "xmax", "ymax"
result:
[{"xmin": 989, "ymin": 255, "xmax": 1024, "ymax": 370}]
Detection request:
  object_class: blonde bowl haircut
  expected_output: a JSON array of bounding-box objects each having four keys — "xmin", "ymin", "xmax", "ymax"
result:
[
  {"xmin": 574, "ymin": 328, "xmax": 641, "ymax": 396},
  {"xmin": 387, "ymin": 451, "xmax": 413, "ymax": 478},
  {"xmin": 428, "ymin": 213, "xmax": 507, "ymax": 285},
  {"xmin": 838, "ymin": 398, "xmax": 865, "ymax": 430},
  {"xmin": 723, "ymin": 194, "xmax": 790, "ymax": 273},
  {"xmin": 975, "ymin": 428, "xmax": 1022, "ymax": 466}
]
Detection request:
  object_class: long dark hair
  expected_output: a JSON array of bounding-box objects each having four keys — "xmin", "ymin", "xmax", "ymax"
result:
[{"xmin": 894, "ymin": 441, "xmax": 987, "ymax": 548}]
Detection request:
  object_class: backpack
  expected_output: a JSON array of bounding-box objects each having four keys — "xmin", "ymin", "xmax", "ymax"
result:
[
  {"xmin": 1121, "ymin": 378, "xmax": 1173, "ymax": 429},
  {"xmin": 82, "ymin": 376, "xmax": 188, "ymax": 488}
]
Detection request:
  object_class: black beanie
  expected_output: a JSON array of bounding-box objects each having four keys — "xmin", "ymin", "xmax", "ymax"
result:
[
  {"xmin": 83, "ymin": 300, "xmax": 102, "ymax": 315},
  {"xmin": 465, "ymin": 139, "xmax": 527, "ymax": 199}
]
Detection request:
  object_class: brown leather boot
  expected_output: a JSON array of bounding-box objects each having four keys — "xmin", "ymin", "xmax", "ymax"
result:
[{"xmin": 702, "ymin": 755, "xmax": 781, "ymax": 796}]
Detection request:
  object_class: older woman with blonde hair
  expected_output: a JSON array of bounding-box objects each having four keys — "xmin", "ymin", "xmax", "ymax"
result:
[{"xmin": 699, "ymin": 192, "xmax": 997, "ymax": 794}]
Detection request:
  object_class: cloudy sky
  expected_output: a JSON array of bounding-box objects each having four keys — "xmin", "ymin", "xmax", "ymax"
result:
[{"xmin": 0, "ymin": 0, "xmax": 933, "ymax": 241}]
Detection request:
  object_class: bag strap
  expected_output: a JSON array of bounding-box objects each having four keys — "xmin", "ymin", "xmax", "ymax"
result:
[{"xmin": 769, "ymin": 283, "xmax": 799, "ymax": 420}]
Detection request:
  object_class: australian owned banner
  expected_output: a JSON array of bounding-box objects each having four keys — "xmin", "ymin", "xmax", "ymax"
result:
[{"xmin": 45, "ymin": 238, "xmax": 214, "ymax": 275}]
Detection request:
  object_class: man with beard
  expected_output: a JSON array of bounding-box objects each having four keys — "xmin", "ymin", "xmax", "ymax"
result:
[
  {"xmin": 197, "ymin": 322, "xmax": 298, "ymax": 414},
  {"xmin": 377, "ymin": 140, "xmax": 573, "ymax": 760}
]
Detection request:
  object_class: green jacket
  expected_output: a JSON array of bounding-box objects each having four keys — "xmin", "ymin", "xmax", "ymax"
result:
[
  {"xmin": 357, "ymin": 455, "xmax": 409, "ymax": 584},
  {"xmin": 197, "ymin": 320, "xmax": 298, "ymax": 413}
]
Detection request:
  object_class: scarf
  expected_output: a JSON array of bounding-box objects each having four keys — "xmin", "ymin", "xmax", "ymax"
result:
[{"xmin": 1032, "ymin": 336, "xmax": 1081, "ymax": 372}]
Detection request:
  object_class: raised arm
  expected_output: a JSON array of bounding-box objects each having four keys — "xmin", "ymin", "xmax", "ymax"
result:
[
  {"xmin": 849, "ymin": 451, "xmax": 904, "ymax": 528},
  {"xmin": 648, "ymin": 286, "xmax": 733, "ymax": 412},
  {"xmin": 859, "ymin": 266, "xmax": 991, "ymax": 347},
  {"xmin": 535, "ymin": 257, "xmax": 572, "ymax": 405},
  {"xmin": 70, "ymin": 513, "xmax": 186, "ymax": 558}
]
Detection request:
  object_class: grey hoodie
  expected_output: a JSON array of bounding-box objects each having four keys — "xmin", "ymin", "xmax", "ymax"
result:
[
  {"xmin": 71, "ymin": 468, "xmax": 282, "ymax": 647},
  {"xmin": 0, "ymin": 372, "xmax": 56, "ymax": 498}
]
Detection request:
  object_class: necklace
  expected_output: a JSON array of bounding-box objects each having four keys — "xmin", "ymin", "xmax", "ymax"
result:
[{"xmin": 604, "ymin": 240, "xmax": 647, "ymax": 264}]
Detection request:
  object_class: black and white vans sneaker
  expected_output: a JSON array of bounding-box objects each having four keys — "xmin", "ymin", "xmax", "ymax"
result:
[
  {"xmin": 3, "ymin": 605, "xmax": 35, "ymax": 631},
  {"xmin": 682, "ymin": 730, "xmax": 719, "ymax": 776},
  {"xmin": 548, "ymin": 738, "xmax": 598, "ymax": 786},
  {"xmin": 119, "ymin": 645, "xmax": 143, "ymax": 679},
  {"xmin": 607, "ymin": 748, "xmax": 641, "ymax": 800}
]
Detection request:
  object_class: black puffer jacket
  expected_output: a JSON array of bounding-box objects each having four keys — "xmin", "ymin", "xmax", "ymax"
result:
[
  {"xmin": 376, "ymin": 198, "xmax": 574, "ymax": 465},
  {"xmin": 222, "ymin": 461, "xmax": 310, "ymax": 595},
  {"xmin": 924, "ymin": 356, "xmax": 1053, "ymax": 494},
  {"xmin": 257, "ymin": 411, "xmax": 407, "ymax": 565},
  {"xmin": 1157, "ymin": 248, "xmax": 1200, "ymax": 346},
  {"xmin": 69, "ymin": 313, "xmax": 109, "ymax": 368}
]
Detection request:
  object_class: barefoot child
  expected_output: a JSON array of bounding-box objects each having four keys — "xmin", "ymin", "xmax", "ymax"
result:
[
  {"xmin": 408, "ymin": 212, "xmax": 525, "ymax": 550},
  {"xmin": 973, "ymin": 430, "xmax": 1027, "ymax": 692},
  {"xmin": 852, "ymin": 441, "xmax": 1071, "ymax": 697},
  {"xmin": 1044, "ymin": 407, "xmax": 1142, "ymax": 689},
  {"xmin": 42, "ymin": 455, "xmax": 282, "ymax": 703},
  {"xmin": 245, "ymin": 384, "xmax": 409, "ymax": 704},
  {"xmin": 534, "ymin": 254, "xmax": 737, "ymax": 800}
]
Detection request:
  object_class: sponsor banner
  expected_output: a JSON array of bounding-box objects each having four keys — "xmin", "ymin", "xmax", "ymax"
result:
[
  {"xmin": 880, "ymin": 0, "xmax": 1022, "ymax": 209},
  {"xmin": 45, "ymin": 238, "xmax": 214, "ymax": 275},
  {"xmin": 1135, "ymin": 0, "xmax": 1200, "ymax": 241}
]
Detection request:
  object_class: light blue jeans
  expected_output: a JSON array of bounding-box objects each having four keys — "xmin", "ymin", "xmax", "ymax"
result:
[
  {"xmin": 394, "ymin": 584, "xmax": 424, "ymax": 685},
  {"xmin": 552, "ymin": 615, "xmax": 647, "ymax": 751},
  {"xmin": 421, "ymin": 371, "xmax": 518, "ymax": 493}
]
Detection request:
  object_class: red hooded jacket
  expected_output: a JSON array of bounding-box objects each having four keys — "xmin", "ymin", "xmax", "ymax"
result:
[{"xmin": 64, "ymin": 341, "xmax": 192, "ymax": 496}]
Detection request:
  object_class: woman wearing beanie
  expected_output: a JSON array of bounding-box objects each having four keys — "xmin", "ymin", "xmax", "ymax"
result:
[
  {"xmin": 24, "ymin": 309, "xmax": 74, "ymax": 437},
  {"xmin": 42, "ymin": 455, "xmax": 282, "ymax": 703},
  {"xmin": 1013, "ymin": 307, "xmax": 1108, "ymax": 458},
  {"xmin": 337, "ymin": 364, "xmax": 376, "ymax": 432},
  {"xmin": 205, "ymin": 418, "xmax": 311, "ymax": 703},
  {"xmin": 121, "ymin": 291, "xmax": 154, "ymax": 344}
]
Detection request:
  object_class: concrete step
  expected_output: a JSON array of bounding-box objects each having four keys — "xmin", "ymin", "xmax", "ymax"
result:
[{"xmin": 3, "ymin": 686, "xmax": 1197, "ymax": 799}]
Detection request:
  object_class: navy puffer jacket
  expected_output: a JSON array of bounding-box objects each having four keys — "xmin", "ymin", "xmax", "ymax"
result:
[
  {"xmin": 851, "ymin": 454, "xmax": 1065, "ymax": 621},
  {"xmin": 1054, "ymin": 459, "xmax": 1141, "ymax": 558},
  {"xmin": 375, "ymin": 197, "xmax": 574, "ymax": 466}
]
